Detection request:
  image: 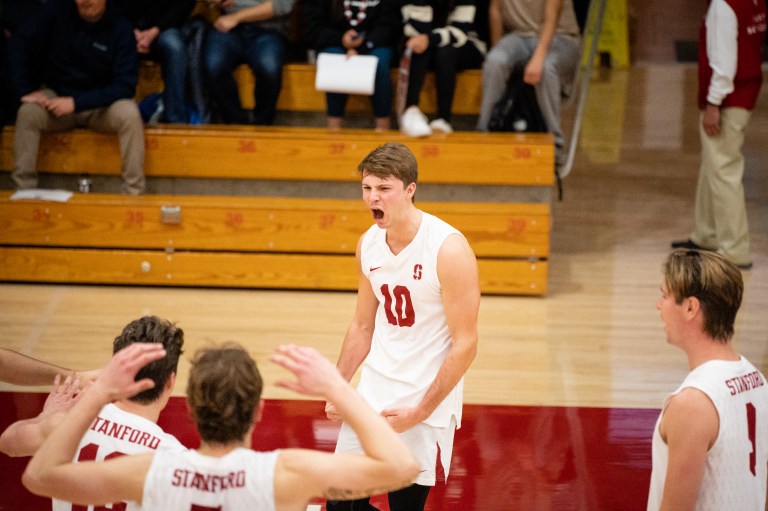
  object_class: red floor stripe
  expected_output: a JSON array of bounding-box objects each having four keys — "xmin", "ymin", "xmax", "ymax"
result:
[{"xmin": 0, "ymin": 393, "xmax": 658, "ymax": 510}]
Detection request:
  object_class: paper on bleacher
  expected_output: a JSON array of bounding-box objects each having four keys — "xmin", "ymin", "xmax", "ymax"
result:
[
  {"xmin": 315, "ymin": 53, "xmax": 379, "ymax": 95},
  {"xmin": 10, "ymin": 189, "xmax": 73, "ymax": 202}
]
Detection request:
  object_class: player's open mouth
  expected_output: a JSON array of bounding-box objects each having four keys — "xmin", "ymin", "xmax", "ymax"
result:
[{"xmin": 372, "ymin": 208, "xmax": 384, "ymax": 220}]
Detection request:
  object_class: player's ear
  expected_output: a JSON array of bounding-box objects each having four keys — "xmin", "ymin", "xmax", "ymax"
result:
[
  {"xmin": 685, "ymin": 296, "xmax": 701, "ymax": 317},
  {"xmin": 164, "ymin": 372, "xmax": 176, "ymax": 391}
]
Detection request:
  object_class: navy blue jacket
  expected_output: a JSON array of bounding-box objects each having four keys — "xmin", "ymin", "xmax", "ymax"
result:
[{"xmin": 8, "ymin": 0, "xmax": 138, "ymax": 112}]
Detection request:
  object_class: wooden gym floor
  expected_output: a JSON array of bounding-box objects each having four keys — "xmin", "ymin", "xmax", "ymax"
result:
[{"xmin": 1, "ymin": 63, "xmax": 767, "ymax": 510}]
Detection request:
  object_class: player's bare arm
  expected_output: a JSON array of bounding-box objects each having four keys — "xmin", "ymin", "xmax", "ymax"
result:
[
  {"xmin": 658, "ymin": 388, "xmax": 719, "ymax": 511},
  {"xmin": 22, "ymin": 344, "xmax": 166, "ymax": 505},
  {"xmin": 271, "ymin": 345, "xmax": 419, "ymax": 509},
  {"xmin": 337, "ymin": 236, "xmax": 379, "ymax": 381},
  {"xmin": 327, "ymin": 235, "xmax": 379, "ymax": 421},
  {"xmin": 382, "ymin": 234, "xmax": 480, "ymax": 432},
  {"xmin": 0, "ymin": 372, "xmax": 80, "ymax": 457},
  {"xmin": 0, "ymin": 348, "xmax": 95, "ymax": 387}
]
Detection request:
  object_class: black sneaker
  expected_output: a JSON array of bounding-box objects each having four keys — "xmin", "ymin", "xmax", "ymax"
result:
[{"xmin": 670, "ymin": 239, "xmax": 712, "ymax": 250}]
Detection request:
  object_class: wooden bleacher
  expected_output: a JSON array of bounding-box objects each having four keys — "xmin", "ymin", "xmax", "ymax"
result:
[
  {"xmin": 0, "ymin": 126, "xmax": 553, "ymax": 186},
  {"xmin": 0, "ymin": 192, "xmax": 549, "ymax": 295},
  {"xmin": 0, "ymin": 61, "xmax": 555, "ymax": 296}
]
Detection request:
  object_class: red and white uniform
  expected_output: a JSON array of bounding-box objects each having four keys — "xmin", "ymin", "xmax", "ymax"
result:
[
  {"xmin": 141, "ymin": 448, "xmax": 280, "ymax": 511},
  {"xmin": 698, "ymin": 0, "xmax": 766, "ymax": 109},
  {"xmin": 357, "ymin": 211, "xmax": 462, "ymax": 428},
  {"xmin": 336, "ymin": 212, "xmax": 463, "ymax": 485},
  {"xmin": 52, "ymin": 403, "xmax": 184, "ymax": 511},
  {"xmin": 647, "ymin": 357, "xmax": 768, "ymax": 510}
]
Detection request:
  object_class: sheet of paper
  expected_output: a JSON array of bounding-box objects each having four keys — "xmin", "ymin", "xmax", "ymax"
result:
[
  {"xmin": 10, "ymin": 189, "xmax": 74, "ymax": 202},
  {"xmin": 315, "ymin": 53, "xmax": 379, "ymax": 96}
]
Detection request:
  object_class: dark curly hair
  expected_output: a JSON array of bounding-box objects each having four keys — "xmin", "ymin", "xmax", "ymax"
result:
[{"xmin": 113, "ymin": 316, "xmax": 184, "ymax": 404}]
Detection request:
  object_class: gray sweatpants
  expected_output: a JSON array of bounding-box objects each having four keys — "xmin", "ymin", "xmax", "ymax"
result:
[{"xmin": 477, "ymin": 34, "xmax": 580, "ymax": 167}]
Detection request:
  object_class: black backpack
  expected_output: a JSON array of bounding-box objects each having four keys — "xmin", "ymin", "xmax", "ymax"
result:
[{"xmin": 488, "ymin": 67, "xmax": 548, "ymax": 133}]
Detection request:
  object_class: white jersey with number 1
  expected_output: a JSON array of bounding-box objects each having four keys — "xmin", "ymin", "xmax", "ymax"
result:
[{"xmin": 647, "ymin": 356, "xmax": 768, "ymax": 510}]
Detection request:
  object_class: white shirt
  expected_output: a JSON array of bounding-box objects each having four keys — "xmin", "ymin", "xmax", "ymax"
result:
[{"xmin": 705, "ymin": 0, "xmax": 738, "ymax": 105}]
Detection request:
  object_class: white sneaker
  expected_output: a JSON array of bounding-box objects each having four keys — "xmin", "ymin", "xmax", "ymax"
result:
[
  {"xmin": 400, "ymin": 106, "xmax": 432, "ymax": 137},
  {"xmin": 429, "ymin": 118, "xmax": 453, "ymax": 134}
]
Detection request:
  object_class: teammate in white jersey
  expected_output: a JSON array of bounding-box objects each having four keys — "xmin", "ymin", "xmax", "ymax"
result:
[
  {"xmin": 0, "ymin": 316, "xmax": 186, "ymax": 511},
  {"xmin": 647, "ymin": 249, "xmax": 768, "ymax": 510},
  {"xmin": 326, "ymin": 142, "xmax": 480, "ymax": 511},
  {"xmin": 22, "ymin": 342, "xmax": 419, "ymax": 511}
]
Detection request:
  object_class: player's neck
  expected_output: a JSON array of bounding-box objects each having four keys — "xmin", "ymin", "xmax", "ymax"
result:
[
  {"xmin": 386, "ymin": 207, "xmax": 422, "ymax": 255},
  {"xmin": 198, "ymin": 439, "xmax": 247, "ymax": 457},
  {"xmin": 114, "ymin": 397, "xmax": 164, "ymax": 423},
  {"xmin": 686, "ymin": 337, "xmax": 740, "ymax": 370}
]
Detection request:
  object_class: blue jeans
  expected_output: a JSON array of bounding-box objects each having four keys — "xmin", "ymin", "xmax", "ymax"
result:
[
  {"xmin": 152, "ymin": 28, "xmax": 188, "ymax": 123},
  {"xmin": 204, "ymin": 25, "xmax": 287, "ymax": 125},
  {"xmin": 321, "ymin": 46, "xmax": 393, "ymax": 118}
]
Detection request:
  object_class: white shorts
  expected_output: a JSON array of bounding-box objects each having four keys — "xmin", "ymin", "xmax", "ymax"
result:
[{"xmin": 335, "ymin": 416, "xmax": 457, "ymax": 486}]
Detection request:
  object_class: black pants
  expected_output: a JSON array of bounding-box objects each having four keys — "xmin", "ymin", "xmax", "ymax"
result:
[
  {"xmin": 326, "ymin": 483, "xmax": 431, "ymax": 511},
  {"xmin": 405, "ymin": 42, "xmax": 484, "ymax": 122}
]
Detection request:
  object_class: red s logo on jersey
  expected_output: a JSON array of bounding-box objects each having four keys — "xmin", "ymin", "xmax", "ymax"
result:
[{"xmin": 413, "ymin": 264, "xmax": 422, "ymax": 280}]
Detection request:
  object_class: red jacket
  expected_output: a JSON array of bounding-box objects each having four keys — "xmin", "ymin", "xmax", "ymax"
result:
[{"xmin": 698, "ymin": 0, "xmax": 767, "ymax": 110}]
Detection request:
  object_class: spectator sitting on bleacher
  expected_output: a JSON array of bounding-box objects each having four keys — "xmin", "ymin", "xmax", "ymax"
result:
[
  {"xmin": 8, "ymin": 0, "xmax": 145, "ymax": 195},
  {"xmin": 476, "ymin": 0, "xmax": 580, "ymax": 174},
  {"xmin": 398, "ymin": 0, "xmax": 487, "ymax": 137},
  {"xmin": 304, "ymin": 0, "xmax": 401, "ymax": 132},
  {"xmin": 114, "ymin": 0, "xmax": 196, "ymax": 124},
  {"xmin": 1, "ymin": 0, "xmax": 47, "ymax": 126},
  {"xmin": 203, "ymin": 0, "xmax": 296, "ymax": 125}
]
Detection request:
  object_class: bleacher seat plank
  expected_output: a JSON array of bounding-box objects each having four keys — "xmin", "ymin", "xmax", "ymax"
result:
[
  {"xmin": 0, "ymin": 193, "xmax": 550, "ymax": 258},
  {"xmin": 0, "ymin": 247, "xmax": 547, "ymax": 295},
  {"xmin": 136, "ymin": 62, "xmax": 483, "ymax": 115},
  {"xmin": 0, "ymin": 246, "xmax": 358, "ymax": 290},
  {"xmin": 0, "ymin": 192, "xmax": 550, "ymax": 295},
  {"xmin": 1, "ymin": 126, "xmax": 555, "ymax": 186}
]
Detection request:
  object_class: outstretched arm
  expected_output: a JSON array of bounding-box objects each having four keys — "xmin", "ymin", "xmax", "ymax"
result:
[
  {"xmin": 22, "ymin": 344, "xmax": 164, "ymax": 506},
  {"xmin": 0, "ymin": 348, "xmax": 96, "ymax": 387},
  {"xmin": 270, "ymin": 345, "xmax": 419, "ymax": 508}
]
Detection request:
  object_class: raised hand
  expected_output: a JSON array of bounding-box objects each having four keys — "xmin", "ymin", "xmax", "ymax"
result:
[
  {"xmin": 93, "ymin": 343, "xmax": 166, "ymax": 403},
  {"xmin": 270, "ymin": 344, "xmax": 344, "ymax": 398},
  {"xmin": 40, "ymin": 373, "xmax": 81, "ymax": 418}
]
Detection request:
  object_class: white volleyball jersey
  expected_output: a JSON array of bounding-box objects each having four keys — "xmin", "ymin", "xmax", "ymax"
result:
[
  {"xmin": 647, "ymin": 357, "xmax": 768, "ymax": 510},
  {"xmin": 141, "ymin": 448, "xmax": 280, "ymax": 511},
  {"xmin": 357, "ymin": 211, "xmax": 463, "ymax": 428},
  {"xmin": 52, "ymin": 403, "xmax": 184, "ymax": 511}
]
